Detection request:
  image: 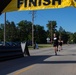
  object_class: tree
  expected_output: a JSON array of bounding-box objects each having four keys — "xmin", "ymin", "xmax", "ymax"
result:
[
  {"xmin": 73, "ymin": 32, "xmax": 76, "ymax": 43},
  {"xmin": 46, "ymin": 20, "xmax": 57, "ymax": 42},
  {"xmin": 59, "ymin": 26, "xmax": 64, "ymax": 36},
  {"xmin": 0, "ymin": 24, "xmax": 4, "ymax": 41},
  {"xmin": 34, "ymin": 25, "xmax": 47, "ymax": 44},
  {"xmin": 5, "ymin": 21, "xmax": 17, "ymax": 41},
  {"xmin": 17, "ymin": 20, "xmax": 32, "ymax": 41}
]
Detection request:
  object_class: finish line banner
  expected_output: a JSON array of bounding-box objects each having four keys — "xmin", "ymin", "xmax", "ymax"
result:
[{"xmin": 0, "ymin": 0, "xmax": 76, "ymax": 13}]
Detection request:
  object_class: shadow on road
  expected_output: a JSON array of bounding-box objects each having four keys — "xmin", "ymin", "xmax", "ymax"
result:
[
  {"xmin": 0, "ymin": 55, "xmax": 50, "ymax": 75},
  {"xmin": 39, "ymin": 60, "xmax": 76, "ymax": 64},
  {"xmin": 0, "ymin": 54, "xmax": 76, "ymax": 74}
]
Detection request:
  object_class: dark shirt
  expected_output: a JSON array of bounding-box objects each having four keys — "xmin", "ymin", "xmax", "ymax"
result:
[{"xmin": 53, "ymin": 37, "xmax": 58, "ymax": 45}]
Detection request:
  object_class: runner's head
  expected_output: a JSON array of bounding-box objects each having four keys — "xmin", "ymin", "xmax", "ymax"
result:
[{"xmin": 54, "ymin": 33, "xmax": 56, "ymax": 37}]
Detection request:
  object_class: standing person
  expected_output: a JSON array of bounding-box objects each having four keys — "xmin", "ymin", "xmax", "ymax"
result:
[
  {"xmin": 58, "ymin": 36, "xmax": 63, "ymax": 51},
  {"xmin": 53, "ymin": 33, "xmax": 58, "ymax": 55}
]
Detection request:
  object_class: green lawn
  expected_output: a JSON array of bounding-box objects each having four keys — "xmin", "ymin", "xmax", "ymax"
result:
[{"xmin": 28, "ymin": 44, "xmax": 52, "ymax": 50}]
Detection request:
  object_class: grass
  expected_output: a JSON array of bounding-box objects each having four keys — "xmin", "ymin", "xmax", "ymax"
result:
[{"xmin": 28, "ymin": 44, "xmax": 52, "ymax": 50}]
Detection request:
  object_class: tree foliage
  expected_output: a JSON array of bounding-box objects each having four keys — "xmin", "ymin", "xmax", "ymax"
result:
[
  {"xmin": 0, "ymin": 20, "xmax": 76, "ymax": 44},
  {"xmin": 0, "ymin": 20, "xmax": 47, "ymax": 43},
  {"xmin": 46, "ymin": 21, "xmax": 57, "ymax": 38}
]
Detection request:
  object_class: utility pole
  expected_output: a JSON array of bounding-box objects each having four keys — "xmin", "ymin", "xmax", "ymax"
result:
[
  {"xmin": 51, "ymin": 21, "xmax": 52, "ymax": 43},
  {"xmin": 32, "ymin": 11, "xmax": 34, "ymax": 47},
  {"xmin": 4, "ymin": 12, "xmax": 6, "ymax": 46}
]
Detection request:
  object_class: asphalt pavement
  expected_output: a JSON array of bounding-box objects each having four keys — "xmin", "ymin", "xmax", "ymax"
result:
[{"xmin": 0, "ymin": 44, "xmax": 76, "ymax": 75}]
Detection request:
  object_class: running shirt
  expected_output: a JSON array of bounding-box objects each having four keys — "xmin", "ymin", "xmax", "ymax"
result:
[
  {"xmin": 58, "ymin": 40, "xmax": 63, "ymax": 46},
  {"xmin": 53, "ymin": 37, "xmax": 58, "ymax": 47}
]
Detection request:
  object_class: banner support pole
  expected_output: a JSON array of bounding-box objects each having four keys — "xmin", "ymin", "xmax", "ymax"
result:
[{"xmin": 4, "ymin": 12, "xmax": 6, "ymax": 46}]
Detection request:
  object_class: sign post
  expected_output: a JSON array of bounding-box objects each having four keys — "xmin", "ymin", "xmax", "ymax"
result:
[
  {"xmin": 21, "ymin": 42, "xmax": 26, "ymax": 56},
  {"xmin": 21, "ymin": 42, "xmax": 30, "ymax": 56}
]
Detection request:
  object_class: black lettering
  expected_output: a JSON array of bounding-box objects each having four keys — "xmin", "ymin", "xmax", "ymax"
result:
[
  {"xmin": 29, "ymin": 0, "xmax": 37, "ymax": 7},
  {"xmin": 38, "ymin": 0, "xmax": 42, "ymax": 6},
  {"xmin": 43, "ymin": 0, "xmax": 51, "ymax": 5},
  {"xmin": 24, "ymin": 0, "xmax": 28, "ymax": 7},
  {"xmin": 74, "ymin": 0, "xmax": 76, "ymax": 2},
  {"xmin": 52, "ymin": 0, "xmax": 61, "ymax": 5},
  {"xmin": 17, "ymin": 0, "xmax": 24, "ymax": 8}
]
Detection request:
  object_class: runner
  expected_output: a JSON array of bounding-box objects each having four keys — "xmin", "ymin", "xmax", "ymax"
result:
[
  {"xmin": 53, "ymin": 33, "xmax": 58, "ymax": 55},
  {"xmin": 58, "ymin": 36, "xmax": 63, "ymax": 51}
]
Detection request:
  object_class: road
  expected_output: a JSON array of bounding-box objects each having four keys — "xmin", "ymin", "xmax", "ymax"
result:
[{"xmin": 0, "ymin": 44, "xmax": 76, "ymax": 75}]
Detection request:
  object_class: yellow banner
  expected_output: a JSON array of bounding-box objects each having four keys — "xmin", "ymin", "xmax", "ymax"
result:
[
  {"xmin": 1, "ymin": 0, "xmax": 76, "ymax": 13},
  {"xmin": 72, "ymin": 0, "xmax": 76, "ymax": 7}
]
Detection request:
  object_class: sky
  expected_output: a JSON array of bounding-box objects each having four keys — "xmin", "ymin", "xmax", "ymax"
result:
[{"xmin": 0, "ymin": 7, "xmax": 76, "ymax": 33}]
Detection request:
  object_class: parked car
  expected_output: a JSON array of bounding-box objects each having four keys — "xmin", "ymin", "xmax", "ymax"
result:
[
  {"xmin": 0, "ymin": 42, "xmax": 3, "ymax": 46},
  {"xmin": 27, "ymin": 41, "xmax": 32, "ymax": 46}
]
